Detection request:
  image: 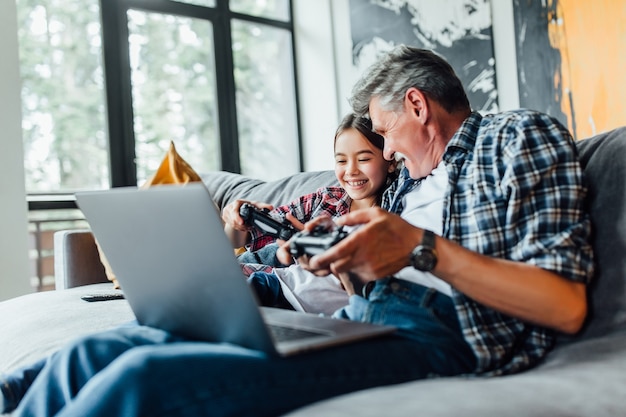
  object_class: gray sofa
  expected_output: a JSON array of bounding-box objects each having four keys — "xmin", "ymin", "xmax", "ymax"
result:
[{"xmin": 1, "ymin": 127, "xmax": 625, "ymax": 416}]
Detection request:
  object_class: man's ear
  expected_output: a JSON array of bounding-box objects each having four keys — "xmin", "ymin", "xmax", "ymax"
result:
[{"xmin": 405, "ymin": 87, "xmax": 427, "ymax": 120}]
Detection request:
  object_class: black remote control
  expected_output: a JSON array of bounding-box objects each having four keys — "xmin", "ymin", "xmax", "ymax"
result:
[
  {"xmin": 81, "ymin": 293, "xmax": 125, "ymax": 302},
  {"xmin": 289, "ymin": 226, "xmax": 349, "ymax": 258},
  {"xmin": 239, "ymin": 203, "xmax": 296, "ymax": 241}
]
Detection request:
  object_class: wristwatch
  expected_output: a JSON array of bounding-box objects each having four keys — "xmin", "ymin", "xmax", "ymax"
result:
[{"xmin": 410, "ymin": 230, "xmax": 438, "ymax": 272}]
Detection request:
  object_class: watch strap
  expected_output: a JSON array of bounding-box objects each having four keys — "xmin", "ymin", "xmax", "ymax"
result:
[{"xmin": 421, "ymin": 229, "xmax": 435, "ymax": 249}]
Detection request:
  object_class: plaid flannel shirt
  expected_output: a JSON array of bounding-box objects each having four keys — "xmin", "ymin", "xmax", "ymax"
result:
[{"xmin": 384, "ymin": 111, "xmax": 594, "ymax": 375}]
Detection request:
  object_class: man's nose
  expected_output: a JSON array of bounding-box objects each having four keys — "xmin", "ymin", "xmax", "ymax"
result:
[{"xmin": 383, "ymin": 146, "xmax": 395, "ymax": 161}]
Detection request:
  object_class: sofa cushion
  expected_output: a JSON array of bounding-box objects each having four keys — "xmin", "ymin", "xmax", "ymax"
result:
[
  {"xmin": 202, "ymin": 170, "xmax": 338, "ymax": 211},
  {"xmin": 0, "ymin": 283, "xmax": 134, "ymax": 374},
  {"xmin": 573, "ymin": 127, "xmax": 626, "ymax": 341}
]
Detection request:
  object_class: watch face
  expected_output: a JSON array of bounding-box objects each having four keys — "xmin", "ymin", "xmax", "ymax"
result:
[
  {"xmin": 412, "ymin": 247, "xmax": 437, "ymax": 271},
  {"xmin": 411, "ymin": 230, "xmax": 438, "ymax": 272}
]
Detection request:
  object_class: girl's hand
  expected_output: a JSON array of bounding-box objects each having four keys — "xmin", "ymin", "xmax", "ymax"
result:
[
  {"xmin": 337, "ymin": 272, "xmax": 356, "ymax": 296},
  {"xmin": 222, "ymin": 199, "xmax": 273, "ymax": 231},
  {"xmin": 222, "ymin": 200, "xmax": 273, "ymax": 248},
  {"xmin": 275, "ymin": 216, "xmax": 338, "ymax": 272},
  {"xmin": 284, "ymin": 212, "xmax": 304, "ymax": 231}
]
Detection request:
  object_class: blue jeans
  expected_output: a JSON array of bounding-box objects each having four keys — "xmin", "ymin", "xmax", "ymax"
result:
[
  {"xmin": 237, "ymin": 242, "xmax": 283, "ymax": 266},
  {"xmin": 12, "ymin": 279, "xmax": 476, "ymax": 417},
  {"xmin": 246, "ymin": 271, "xmax": 295, "ymax": 310},
  {"xmin": 1, "ymin": 358, "xmax": 46, "ymax": 414}
]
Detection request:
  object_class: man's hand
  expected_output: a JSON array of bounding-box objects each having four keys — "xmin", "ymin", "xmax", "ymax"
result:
[
  {"xmin": 283, "ymin": 208, "xmax": 423, "ymax": 281},
  {"xmin": 312, "ymin": 208, "xmax": 421, "ymax": 280},
  {"xmin": 275, "ymin": 216, "xmax": 337, "ymax": 270}
]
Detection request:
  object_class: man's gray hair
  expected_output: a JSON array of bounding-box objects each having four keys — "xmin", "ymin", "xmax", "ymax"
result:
[{"xmin": 349, "ymin": 45, "xmax": 470, "ymax": 118}]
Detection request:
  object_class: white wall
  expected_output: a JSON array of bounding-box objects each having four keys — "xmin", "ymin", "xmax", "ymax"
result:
[
  {"xmin": 292, "ymin": 0, "xmax": 341, "ymax": 172},
  {"xmin": 491, "ymin": 0, "xmax": 520, "ymax": 111},
  {"xmin": 0, "ymin": 0, "xmax": 32, "ymax": 300}
]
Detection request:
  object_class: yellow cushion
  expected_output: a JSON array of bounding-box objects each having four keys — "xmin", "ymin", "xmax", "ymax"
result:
[
  {"xmin": 98, "ymin": 141, "xmax": 202, "ymax": 289},
  {"xmin": 141, "ymin": 141, "xmax": 202, "ymax": 187}
]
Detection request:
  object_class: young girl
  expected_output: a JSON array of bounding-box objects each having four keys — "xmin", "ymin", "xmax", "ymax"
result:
[
  {"xmin": 222, "ymin": 113, "xmax": 398, "ymax": 314},
  {"xmin": 0, "ymin": 115, "xmax": 394, "ymax": 414}
]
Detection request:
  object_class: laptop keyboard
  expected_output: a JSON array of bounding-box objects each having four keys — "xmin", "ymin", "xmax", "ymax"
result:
[{"xmin": 267, "ymin": 324, "xmax": 328, "ymax": 342}]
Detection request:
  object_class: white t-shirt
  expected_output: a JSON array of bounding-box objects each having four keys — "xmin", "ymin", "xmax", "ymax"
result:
[
  {"xmin": 273, "ymin": 266, "xmax": 348, "ymax": 314},
  {"xmin": 394, "ymin": 161, "xmax": 450, "ymax": 296}
]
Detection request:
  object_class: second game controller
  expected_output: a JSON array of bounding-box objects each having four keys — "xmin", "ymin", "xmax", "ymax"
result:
[{"xmin": 288, "ymin": 226, "xmax": 349, "ymax": 258}]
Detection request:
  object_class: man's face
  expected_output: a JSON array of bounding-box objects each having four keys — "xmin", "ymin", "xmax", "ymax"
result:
[{"xmin": 369, "ymin": 96, "xmax": 426, "ymax": 179}]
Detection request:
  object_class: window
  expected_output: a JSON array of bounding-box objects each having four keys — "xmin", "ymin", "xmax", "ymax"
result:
[
  {"xmin": 18, "ymin": 0, "xmax": 109, "ymax": 195},
  {"xmin": 19, "ymin": 0, "xmax": 300, "ymax": 202},
  {"xmin": 17, "ymin": 0, "xmax": 300, "ymax": 289}
]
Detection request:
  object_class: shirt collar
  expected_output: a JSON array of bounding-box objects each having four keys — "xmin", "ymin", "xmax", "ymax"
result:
[{"xmin": 444, "ymin": 111, "xmax": 483, "ymax": 162}]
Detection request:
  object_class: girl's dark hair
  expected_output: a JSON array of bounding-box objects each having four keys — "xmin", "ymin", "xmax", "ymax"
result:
[{"xmin": 334, "ymin": 113, "xmax": 384, "ymax": 150}]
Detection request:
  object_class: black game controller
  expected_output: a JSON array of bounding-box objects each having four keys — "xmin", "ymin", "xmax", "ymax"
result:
[
  {"xmin": 289, "ymin": 226, "xmax": 349, "ymax": 258},
  {"xmin": 239, "ymin": 203, "xmax": 296, "ymax": 241}
]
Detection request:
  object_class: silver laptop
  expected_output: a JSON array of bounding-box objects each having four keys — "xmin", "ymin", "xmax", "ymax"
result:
[{"xmin": 75, "ymin": 183, "xmax": 395, "ymax": 356}]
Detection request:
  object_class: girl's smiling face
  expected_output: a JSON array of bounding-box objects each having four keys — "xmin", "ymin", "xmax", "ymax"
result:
[{"xmin": 334, "ymin": 127, "xmax": 395, "ymax": 209}]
